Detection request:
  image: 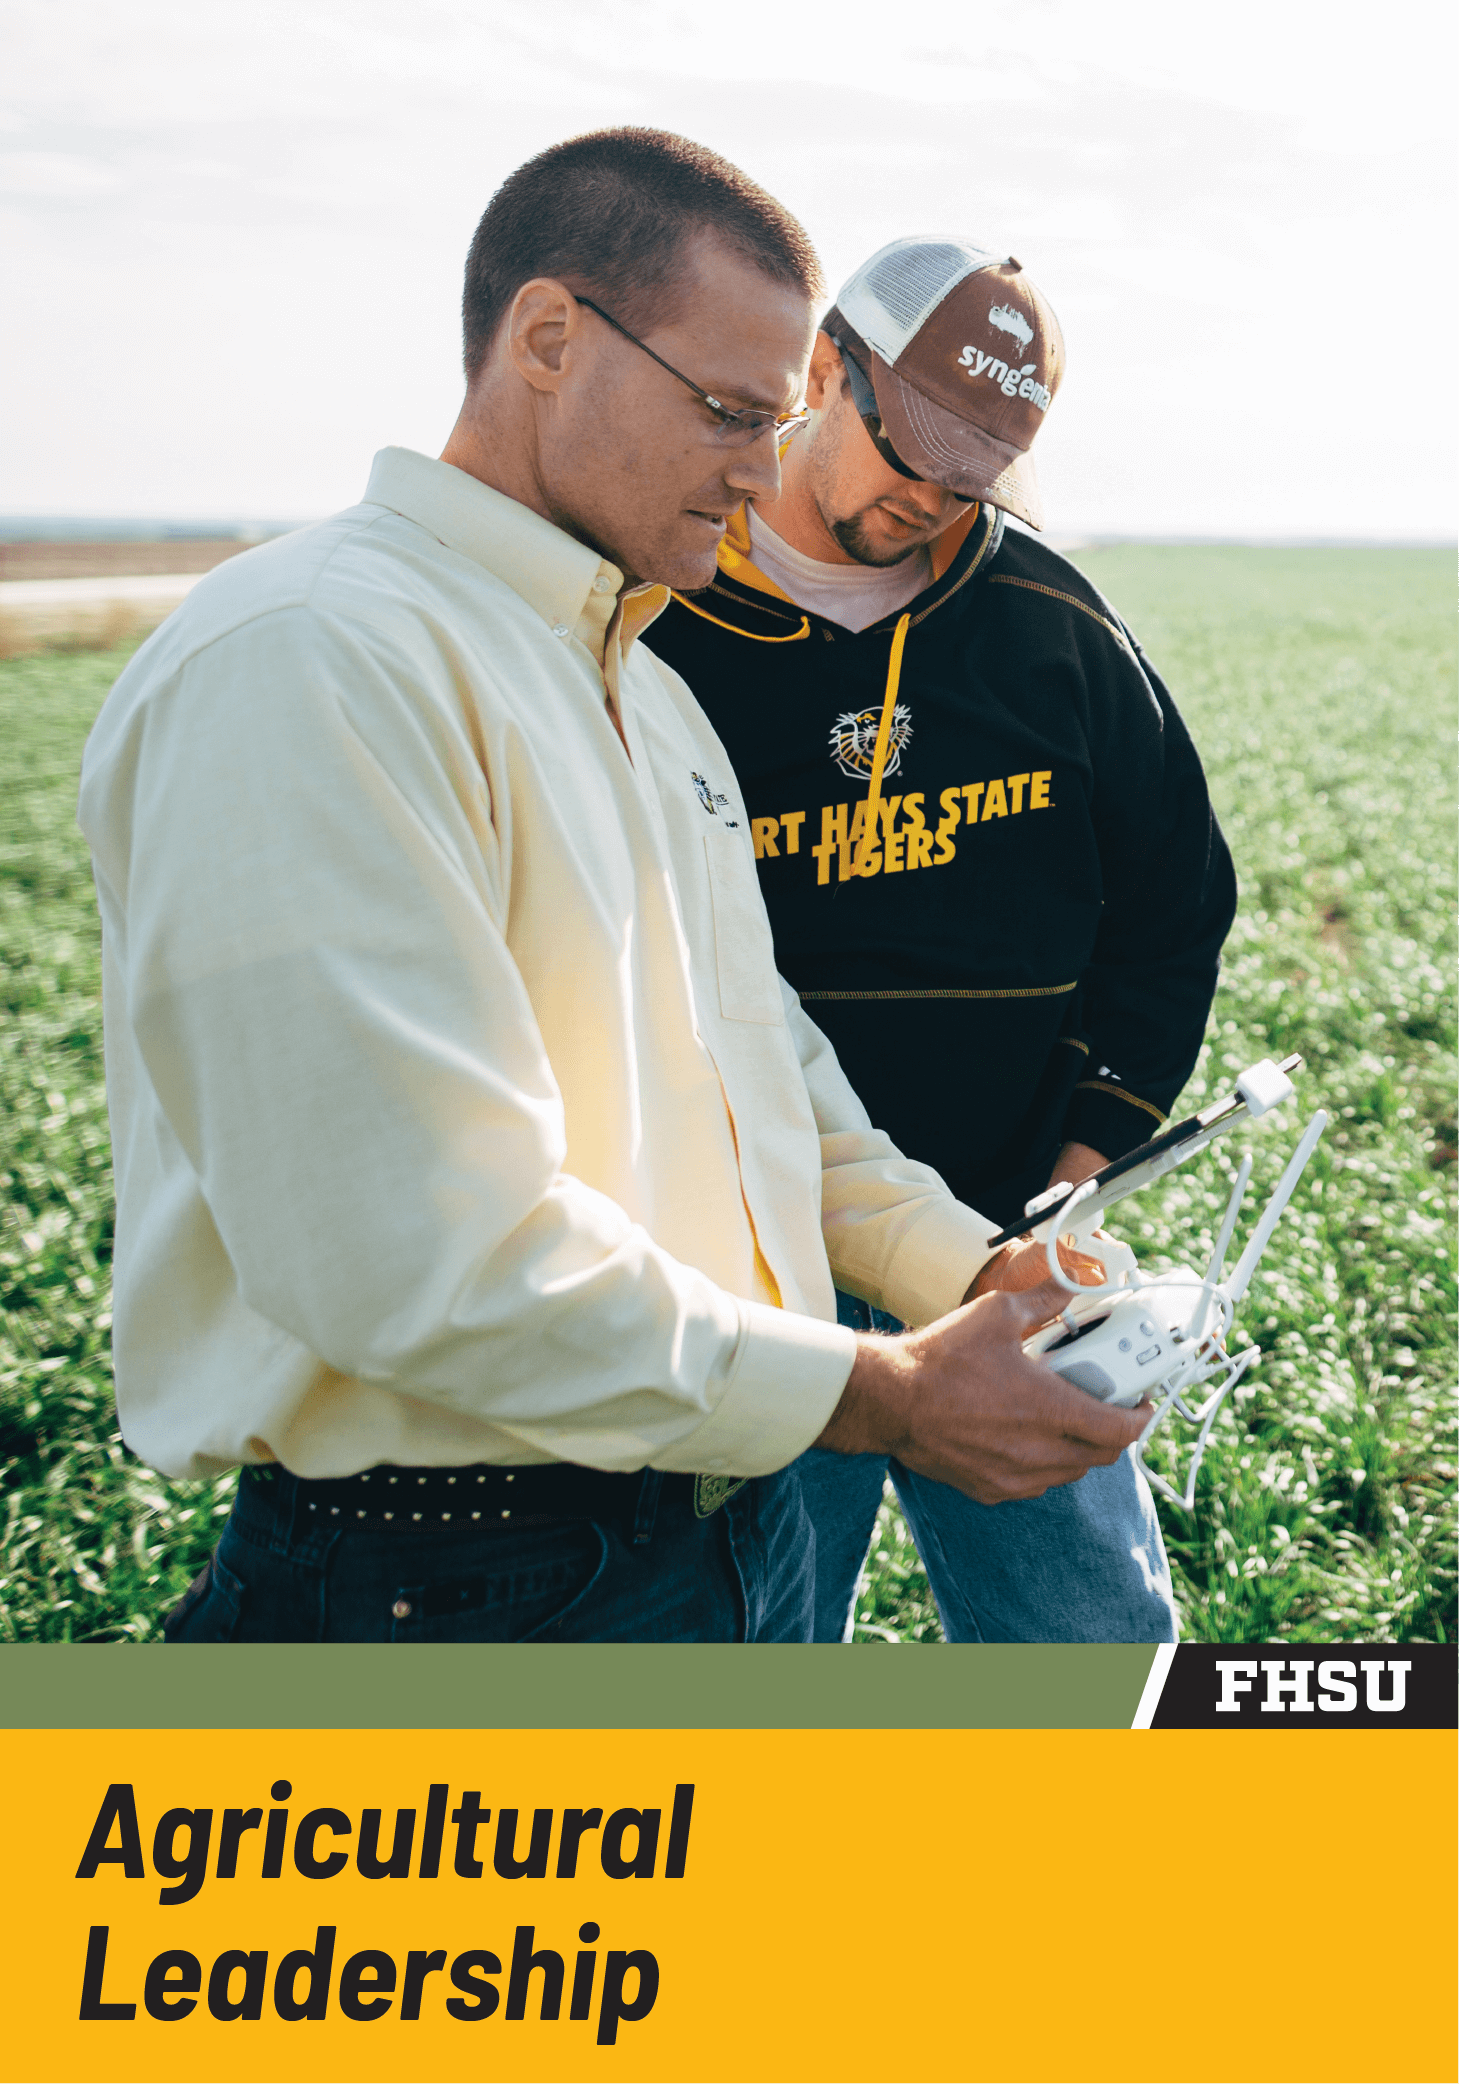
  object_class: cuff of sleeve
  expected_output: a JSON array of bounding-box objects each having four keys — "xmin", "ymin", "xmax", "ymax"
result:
[
  {"xmin": 1063, "ymin": 1082, "xmax": 1168, "ymax": 1161},
  {"xmin": 878, "ymin": 1197, "xmax": 1001, "ymax": 1328},
  {"xmin": 651, "ymin": 1302, "xmax": 857, "ymax": 1478}
]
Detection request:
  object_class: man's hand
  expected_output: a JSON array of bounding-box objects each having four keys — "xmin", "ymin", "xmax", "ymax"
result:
[
  {"xmin": 961, "ymin": 1140, "xmax": 1114, "ymax": 1300},
  {"xmin": 814, "ymin": 1279, "xmax": 1151, "ymax": 1506},
  {"xmin": 967, "ymin": 1233, "xmax": 1106, "ymax": 1299}
]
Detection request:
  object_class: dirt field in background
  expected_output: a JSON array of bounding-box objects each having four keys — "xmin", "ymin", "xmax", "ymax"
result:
[{"xmin": 0, "ymin": 540, "xmax": 254, "ymax": 581}]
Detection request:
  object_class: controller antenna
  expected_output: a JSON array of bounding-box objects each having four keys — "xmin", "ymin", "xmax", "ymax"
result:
[
  {"xmin": 1226, "ymin": 1113, "xmax": 1329, "ymax": 1305},
  {"xmin": 1204, "ymin": 1152, "xmax": 1253, "ymax": 1293}
]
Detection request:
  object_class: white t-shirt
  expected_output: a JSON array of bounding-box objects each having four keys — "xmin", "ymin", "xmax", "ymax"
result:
[{"xmin": 747, "ymin": 507, "xmax": 931, "ymax": 633}]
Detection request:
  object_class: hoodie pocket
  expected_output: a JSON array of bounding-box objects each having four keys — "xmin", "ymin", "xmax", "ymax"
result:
[{"xmin": 703, "ymin": 829, "xmax": 784, "ymax": 1025}]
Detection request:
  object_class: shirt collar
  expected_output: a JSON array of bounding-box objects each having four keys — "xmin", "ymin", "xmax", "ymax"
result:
[{"xmin": 362, "ymin": 447, "xmax": 667, "ymax": 666}]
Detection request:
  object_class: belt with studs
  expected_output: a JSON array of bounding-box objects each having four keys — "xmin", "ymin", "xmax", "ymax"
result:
[{"xmin": 243, "ymin": 1459, "xmax": 677, "ymax": 1533}]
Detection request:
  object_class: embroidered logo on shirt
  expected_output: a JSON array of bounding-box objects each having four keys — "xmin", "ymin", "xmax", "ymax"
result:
[
  {"xmin": 829, "ymin": 705, "xmax": 913, "ymax": 782},
  {"xmin": 691, "ymin": 772, "xmax": 739, "ymax": 826}
]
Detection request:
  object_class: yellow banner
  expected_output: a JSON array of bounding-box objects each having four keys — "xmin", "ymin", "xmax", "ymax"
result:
[{"xmin": 5, "ymin": 1725, "xmax": 1454, "ymax": 2083}]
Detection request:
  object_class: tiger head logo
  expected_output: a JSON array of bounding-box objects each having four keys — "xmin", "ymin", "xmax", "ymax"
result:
[{"xmin": 829, "ymin": 704, "xmax": 912, "ymax": 782}]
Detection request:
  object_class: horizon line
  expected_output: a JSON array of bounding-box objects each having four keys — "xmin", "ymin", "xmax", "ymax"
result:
[{"xmin": 1, "ymin": 516, "xmax": 1454, "ymax": 553}]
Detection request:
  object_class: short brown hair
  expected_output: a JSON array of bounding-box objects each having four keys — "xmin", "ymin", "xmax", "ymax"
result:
[{"xmin": 461, "ymin": 127, "xmax": 824, "ymax": 378}]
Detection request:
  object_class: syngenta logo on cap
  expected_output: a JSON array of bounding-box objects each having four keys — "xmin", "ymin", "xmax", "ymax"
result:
[
  {"xmin": 958, "ymin": 340, "xmax": 1052, "ymax": 409},
  {"xmin": 988, "ymin": 303, "xmax": 1034, "ymax": 350}
]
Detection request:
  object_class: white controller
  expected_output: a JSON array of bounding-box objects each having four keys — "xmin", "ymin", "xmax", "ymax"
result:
[
  {"xmin": 1027, "ymin": 1269, "xmax": 1214, "ymax": 1409},
  {"xmin": 1012, "ymin": 1058, "xmax": 1327, "ymax": 1509}
]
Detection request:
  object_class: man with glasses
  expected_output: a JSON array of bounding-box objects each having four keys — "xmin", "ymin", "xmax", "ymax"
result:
[
  {"xmin": 650, "ymin": 237, "xmax": 1237, "ymax": 1642},
  {"xmin": 80, "ymin": 140, "xmax": 1151, "ymax": 1645}
]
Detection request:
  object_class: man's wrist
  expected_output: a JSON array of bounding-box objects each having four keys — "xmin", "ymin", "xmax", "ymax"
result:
[
  {"xmin": 813, "ymin": 1331, "xmax": 915, "ymax": 1459},
  {"xmin": 1048, "ymin": 1141, "xmax": 1109, "ymax": 1190},
  {"xmin": 964, "ymin": 1242, "xmax": 1017, "ymax": 1303}
]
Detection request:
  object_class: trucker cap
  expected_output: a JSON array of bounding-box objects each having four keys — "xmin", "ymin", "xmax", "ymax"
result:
[{"xmin": 826, "ymin": 234, "xmax": 1066, "ymax": 529}]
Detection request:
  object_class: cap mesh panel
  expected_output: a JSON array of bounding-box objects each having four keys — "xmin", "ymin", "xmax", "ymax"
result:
[
  {"xmin": 865, "ymin": 243, "xmax": 971, "ymax": 330},
  {"xmin": 839, "ymin": 235, "xmax": 1001, "ymax": 359}
]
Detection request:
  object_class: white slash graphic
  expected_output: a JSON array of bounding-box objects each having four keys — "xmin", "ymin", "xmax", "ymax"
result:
[{"xmin": 1130, "ymin": 1642, "xmax": 1177, "ymax": 1728}]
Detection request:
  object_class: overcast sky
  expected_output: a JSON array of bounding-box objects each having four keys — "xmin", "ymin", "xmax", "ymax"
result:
[{"xmin": 2, "ymin": 0, "xmax": 1454, "ymax": 537}]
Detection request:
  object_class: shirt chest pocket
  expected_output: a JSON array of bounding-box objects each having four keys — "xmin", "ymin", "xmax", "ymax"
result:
[{"xmin": 702, "ymin": 829, "xmax": 784, "ymax": 1026}]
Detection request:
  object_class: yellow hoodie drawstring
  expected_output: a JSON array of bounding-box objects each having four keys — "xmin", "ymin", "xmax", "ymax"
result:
[
  {"xmin": 667, "ymin": 595, "xmax": 810, "ymax": 642},
  {"xmin": 852, "ymin": 611, "xmax": 911, "ymax": 877}
]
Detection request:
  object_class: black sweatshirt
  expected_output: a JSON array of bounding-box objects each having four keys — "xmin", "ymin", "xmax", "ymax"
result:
[{"xmin": 646, "ymin": 502, "xmax": 1238, "ymax": 1231}]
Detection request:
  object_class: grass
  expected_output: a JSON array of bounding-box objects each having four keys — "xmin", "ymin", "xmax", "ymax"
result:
[
  {"xmin": 1, "ymin": 548, "xmax": 1454, "ymax": 1644},
  {"xmin": 0, "ymin": 642, "xmax": 235, "ymax": 1641}
]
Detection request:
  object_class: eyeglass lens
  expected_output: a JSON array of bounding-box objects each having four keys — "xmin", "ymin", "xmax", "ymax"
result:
[{"xmin": 713, "ymin": 411, "xmax": 805, "ymax": 449}]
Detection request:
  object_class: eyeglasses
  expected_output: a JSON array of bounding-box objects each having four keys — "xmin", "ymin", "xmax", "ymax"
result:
[
  {"xmin": 576, "ymin": 296, "xmax": 809, "ymax": 449},
  {"xmin": 827, "ymin": 332, "xmax": 924, "ymax": 483}
]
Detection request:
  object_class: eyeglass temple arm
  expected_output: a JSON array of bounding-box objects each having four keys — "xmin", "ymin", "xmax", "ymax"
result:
[
  {"xmin": 577, "ymin": 294, "xmax": 806, "ymax": 430},
  {"xmin": 575, "ymin": 296, "xmax": 726, "ymax": 413}
]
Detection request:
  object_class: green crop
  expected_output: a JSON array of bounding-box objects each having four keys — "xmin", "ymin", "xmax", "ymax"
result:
[
  {"xmin": 1, "ymin": 547, "xmax": 1454, "ymax": 1644},
  {"xmin": 0, "ymin": 643, "xmax": 236, "ymax": 1641}
]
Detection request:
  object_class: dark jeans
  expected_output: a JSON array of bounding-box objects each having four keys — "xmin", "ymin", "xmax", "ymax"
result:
[{"xmin": 167, "ymin": 1463, "xmax": 816, "ymax": 1643}]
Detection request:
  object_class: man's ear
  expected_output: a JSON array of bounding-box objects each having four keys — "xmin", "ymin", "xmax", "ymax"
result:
[
  {"xmin": 805, "ymin": 331, "xmax": 847, "ymax": 412},
  {"xmin": 505, "ymin": 277, "xmax": 586, "ymax": 397}
]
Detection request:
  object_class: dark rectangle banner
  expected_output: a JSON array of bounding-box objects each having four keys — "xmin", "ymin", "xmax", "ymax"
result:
[{"xmin": 1143, "ymin": 1642, "xmax": 1456, "ymax": 1727}]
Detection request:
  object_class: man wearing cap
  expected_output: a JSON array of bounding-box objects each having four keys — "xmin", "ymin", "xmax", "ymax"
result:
[{"xmin": 649, "ymin": 236, "xmax": 1237, "ymax": 1642}]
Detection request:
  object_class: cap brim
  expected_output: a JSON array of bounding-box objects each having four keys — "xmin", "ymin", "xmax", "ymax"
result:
[{"xmin": 872, "ymin": 361, "xmax": 1044, "ymax": 530}]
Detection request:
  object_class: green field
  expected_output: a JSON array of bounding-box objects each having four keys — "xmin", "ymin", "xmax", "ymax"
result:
[{"xmin": 2, "ymin": 546, "xmax": 1455, "ymax": 1643}]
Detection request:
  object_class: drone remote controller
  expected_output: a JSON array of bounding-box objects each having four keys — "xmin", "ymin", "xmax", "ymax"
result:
[{"xmin": 1013, "ymin": 1056, "xmax": 1327, "ymax": 1510}]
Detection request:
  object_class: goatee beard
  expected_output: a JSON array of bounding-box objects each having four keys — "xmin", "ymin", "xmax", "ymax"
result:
[{"xmin": 828, "ymin": 514, "xmax": 924, "ymax": 568}]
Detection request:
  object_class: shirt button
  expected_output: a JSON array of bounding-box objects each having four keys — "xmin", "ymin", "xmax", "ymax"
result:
[
  {"xmin": 551, "ymin": 621, "xmax": 570, "ymax": 639},
  {"xmin": 592, "ymin": 573, "xmax": 613, "ymax": 594}
]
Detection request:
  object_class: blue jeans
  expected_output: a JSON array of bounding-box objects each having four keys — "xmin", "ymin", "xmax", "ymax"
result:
[
  {"xmin": 798, "ymin": 1293, "xmax": 1178, "ymax": 1643},
  {"xmin": 166, "ymin": 1464, "xmax": 816, "ymax": 1643}
]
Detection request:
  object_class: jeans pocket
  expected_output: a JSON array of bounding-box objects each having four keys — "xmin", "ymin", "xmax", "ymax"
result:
[
  {"xmin": 388, "ymin": 1522, "xmax": 608, "ymax": 1642},
  {"xmin": 162, "ymin": 1551, "xmax": 246, "ymax": 1643}
]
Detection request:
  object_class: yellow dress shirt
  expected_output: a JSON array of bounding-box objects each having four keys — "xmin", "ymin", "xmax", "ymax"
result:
[{"xmin": 78, "ymin": 448, "xmax": 997, "ymax": 1481}]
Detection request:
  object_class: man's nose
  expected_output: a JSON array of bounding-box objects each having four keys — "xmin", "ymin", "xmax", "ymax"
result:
[
  {"xmin": 908, "ymin": 480, "xmax": 958, "ymax": 519},
  {"xmin": 723, "ymin": 429, "xmax": 784, "ymax": 504}
]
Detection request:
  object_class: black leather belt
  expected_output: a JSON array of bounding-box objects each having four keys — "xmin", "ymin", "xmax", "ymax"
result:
[{"xmin": 244, "ymin": 1459, "xmax": 682, "ymax": 1534}]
